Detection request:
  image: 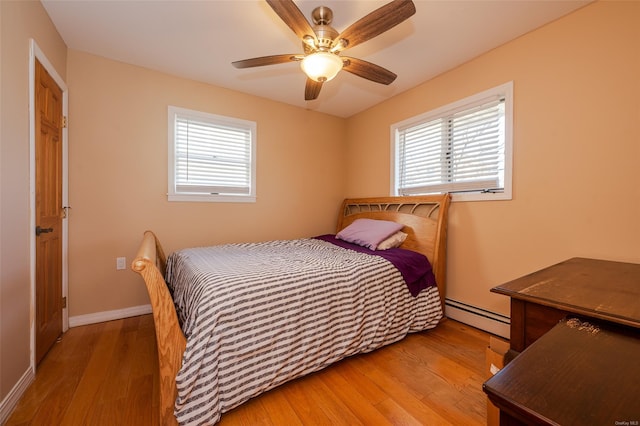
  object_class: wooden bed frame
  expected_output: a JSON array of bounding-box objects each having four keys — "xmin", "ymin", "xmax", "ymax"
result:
[{"xmin": 132, "ymin": 194, "xmax": 450, "ymax": 425}]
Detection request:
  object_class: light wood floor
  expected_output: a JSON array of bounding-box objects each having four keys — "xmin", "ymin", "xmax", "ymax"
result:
[{"xmin": 6, "ymin": 315, "xmax": 491, "ymax": 425}]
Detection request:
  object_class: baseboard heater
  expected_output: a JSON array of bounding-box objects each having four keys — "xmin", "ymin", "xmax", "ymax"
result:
[{"xmin": 444, "ymin": 298, "xmax": 510, "ymax": 339}]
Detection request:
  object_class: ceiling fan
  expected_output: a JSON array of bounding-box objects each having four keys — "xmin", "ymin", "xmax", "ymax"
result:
[{"xmin": 232, "ymin": 0, "xmax": 416, "ymax": 101}]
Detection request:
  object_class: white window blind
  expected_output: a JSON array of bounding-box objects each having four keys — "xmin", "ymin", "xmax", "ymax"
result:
[
  {"xmin": 392, "ymin": 82, "xmax": 513, "ymax": 201},
  {"xmin": 168, "ymin": 106, "xmax": 256, "ymax": 202}
]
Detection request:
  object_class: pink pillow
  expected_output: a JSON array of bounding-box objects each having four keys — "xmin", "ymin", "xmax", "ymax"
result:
[{"xmin": 336, "ymin": 219, "xmax": 404, "ymax": 250}]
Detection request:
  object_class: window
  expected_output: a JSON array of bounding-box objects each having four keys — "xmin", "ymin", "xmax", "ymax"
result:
[
  {"xmin": 392, "ymin": 82, "xmax": 513, "ymax": 201},
  {"xmin": 168, "ymin": 106, "xmax": 256, "ymax": 202}
]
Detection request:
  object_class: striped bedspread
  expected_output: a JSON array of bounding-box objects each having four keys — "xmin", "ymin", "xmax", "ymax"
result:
[{"xmin": 166, "ymin": 237, "xmax": 443, "ymax": 425}]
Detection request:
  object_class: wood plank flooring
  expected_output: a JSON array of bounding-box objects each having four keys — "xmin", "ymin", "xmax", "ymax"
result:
[{"xmin": 5, "ymin": 315, "xmax": 491, "ymax": 425}]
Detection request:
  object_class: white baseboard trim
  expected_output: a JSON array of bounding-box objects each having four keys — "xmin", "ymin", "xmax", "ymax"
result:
[
  {"xmin": 445, "ymin": 298, "xmax": 510, "ymax": 339},
  {"xmin": 0, "ymin": 368, "xmax": 35, "ymax": 424},
  {"xmin": 68, "ymin": 304, "xmax": 152, "ymax": 328}
]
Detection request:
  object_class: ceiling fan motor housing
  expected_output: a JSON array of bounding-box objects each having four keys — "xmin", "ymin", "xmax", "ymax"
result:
[{"xmin": 310, "ymin": 7, "xmax": 338, "ymax": 51}]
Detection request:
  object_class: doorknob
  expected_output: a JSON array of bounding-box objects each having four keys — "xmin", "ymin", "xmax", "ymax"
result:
[{"xmin": 35, "ymin": 226, "xmax": 53, "ymax": 236}]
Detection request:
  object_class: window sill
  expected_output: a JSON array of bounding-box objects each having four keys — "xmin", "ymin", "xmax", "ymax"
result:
[{"xmin": 167, "ymin": 194, "xmax": 256, "ymax": 203}]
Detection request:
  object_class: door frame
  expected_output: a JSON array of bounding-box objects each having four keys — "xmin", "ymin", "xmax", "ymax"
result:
[{"xmin": 28, "ymin": 39, "xmax": 69, "ymax": 369}]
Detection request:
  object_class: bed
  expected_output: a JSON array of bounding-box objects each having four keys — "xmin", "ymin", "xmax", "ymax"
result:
[{"xmin": 132, "ymin": 194, "xmax": 450, "ymax": 425}]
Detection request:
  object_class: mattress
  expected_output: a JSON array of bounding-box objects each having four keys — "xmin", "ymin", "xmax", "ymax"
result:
[{"xmin": 166, "ymin": 236, "xmax": 443, "ymax": 425}]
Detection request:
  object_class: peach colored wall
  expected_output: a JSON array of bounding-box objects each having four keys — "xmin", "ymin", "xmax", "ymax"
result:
[
  {"xmin": 0, "ymin": 0, "xmax": 67, "ymax": 407},
  {"xmin": 66, "ymin": 50, "xmax": 346, "ymax": 317},
  {"xmin": 345, "ymin": 1, "xmax": 640, "ymax": 317}
]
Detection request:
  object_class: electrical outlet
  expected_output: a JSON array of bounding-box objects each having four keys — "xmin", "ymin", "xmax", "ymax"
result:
[{"xmin": 116, "ymin": 257, "xmax": 126, "ymax": 270}]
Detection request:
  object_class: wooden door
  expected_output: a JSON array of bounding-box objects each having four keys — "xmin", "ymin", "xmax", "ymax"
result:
[{"xmin": 35, "ymin": 59, "xmax": 64, "ymax": 365}]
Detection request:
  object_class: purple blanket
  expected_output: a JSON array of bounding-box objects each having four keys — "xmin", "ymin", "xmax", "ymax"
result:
[{"xmin": 314, "ymin": 234, "xmax": 436, "ymax": 297}]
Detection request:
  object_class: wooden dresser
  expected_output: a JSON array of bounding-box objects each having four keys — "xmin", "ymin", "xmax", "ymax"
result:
[
  {"xmin": 490, "ymin": 257, "xmax": 640, "ymax": 352},
  {"xmin": 483, "ymin": 257, "xmax": 640, "ymax": 425}
]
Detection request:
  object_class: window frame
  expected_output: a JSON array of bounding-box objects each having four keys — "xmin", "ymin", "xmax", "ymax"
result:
[
  {"xmin": 391, "ymin": 81, "xmax": 513, "ymax": 202},
  {"xmin": 167, "ymin": 106, "xmax": 257, "ymax": 203}
]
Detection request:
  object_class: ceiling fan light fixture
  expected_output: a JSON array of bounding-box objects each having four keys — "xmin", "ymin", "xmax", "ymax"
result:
[{"xmin": 300, "ymin": 52, "xmax": 343, "ymax": 82}]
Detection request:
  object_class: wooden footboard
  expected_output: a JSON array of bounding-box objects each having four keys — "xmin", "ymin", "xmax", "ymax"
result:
[{"xmin": 131, "ymin": 231, "xmax": 185, "ymax": 426}]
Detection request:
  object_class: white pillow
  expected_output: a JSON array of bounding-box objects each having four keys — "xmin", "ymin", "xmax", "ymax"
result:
[{"xmin": 376, "ymin": 231, "xmax": 408, "ymax": 250}]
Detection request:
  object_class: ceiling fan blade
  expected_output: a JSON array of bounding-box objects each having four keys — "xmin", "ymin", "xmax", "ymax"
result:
[
  {"xmin": 266, "ymin": 0, "xmax": 317, "ymax": 44},
  {"xmin": 334, "ymin": 0, "xmax": 416, "ymax": 51},
  {"xmin": 342, "ymin": 57, "xmax": 397, "ymax": 85},
  {"xmin": 305, "ymin": 78, "xmax": 323, "ymax": 101},
  {"xmin": 232, "ymin": 54, "xmax": 301, "ymax": 69}
]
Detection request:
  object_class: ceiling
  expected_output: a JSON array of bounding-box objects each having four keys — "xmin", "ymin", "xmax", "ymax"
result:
[{"xmin": 41, "ymin": 0, "xmax": 590, "ymax": 118}]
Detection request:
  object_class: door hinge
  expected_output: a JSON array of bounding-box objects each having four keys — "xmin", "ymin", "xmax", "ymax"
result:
[
  {"xmin": 62, "ymin": 116, "xmax": 68, "ymax": 128},
  {"xmin": 62, "ymin": 206, "xmax": 71, "ymax": 219},
  {"xmin": 62, "ymin": 297, "xmax": 67, "ymax": 309}
]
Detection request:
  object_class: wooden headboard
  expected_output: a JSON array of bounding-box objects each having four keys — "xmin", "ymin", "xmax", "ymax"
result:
[{"xmin": 337, "ymin": 194, "xmax": 450, "ymax": 308}]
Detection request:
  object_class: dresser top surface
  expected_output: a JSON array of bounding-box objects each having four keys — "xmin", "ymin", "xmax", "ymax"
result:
[
  {"xmin": 491, "ymin": 257, "xmax": 640, "ymax": 328},
  {"xmin": 484, "ymin": 318, "xmax": 640, "ymax": 425}
]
